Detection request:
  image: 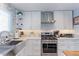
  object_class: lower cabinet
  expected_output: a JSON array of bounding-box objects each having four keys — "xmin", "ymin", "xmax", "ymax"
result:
[
  {"xmin": 25, "ymin": 39, "xmax": 41, "ymax": 56},
  {"xmin": 16, "ymin": 47, "xmax": 25, "ymax": 56},
  {"xmin": 58, "ymin": 39, "xmax": 79, "ymax": 56},
  {"xmin": 17, "ymin": 39, "xmax": 41, "ymax": 56}
]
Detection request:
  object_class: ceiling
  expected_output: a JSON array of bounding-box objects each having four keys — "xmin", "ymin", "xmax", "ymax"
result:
[{"xmin": 9, "ymin": 3, "xmax": 79, "ymax": 11}]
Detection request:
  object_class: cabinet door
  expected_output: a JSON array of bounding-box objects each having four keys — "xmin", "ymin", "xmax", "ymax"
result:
[
  {"xmin": 23, "ymin": 12, "xmax": 31, "ymax": 30},
  {"xmin": 63, "ymin": 11, "xmax": 73, "ymax": 29},
  {"xmin": 31, "ymin": 39, "xmax": 41, "ymax": 56},
  {"xmin": 31, "ymin": 12, "xmax": 41, "ymax": 30},
  {"xmin": 71, "ymin": 39, "xmax": 79, "ymax": 50},
  {"xmin": 24, "ymin": 39, "xmax": 33, "ymax": 56},
  {"xmin": 54, "ymin": 11, "xmax": 73, "ymax": 29},
  {"xmin": 25, "ymin": 39, "xmax": 41, "ymax": 56},
  {"xmin": 16, "ymin": 47, "xmax": 25, "ymax": 56},
  {"xmin": 54, "ymin": 11, "xmax": 64, "ymax": 29},
  {"xmin": 58, "ymin": 39, "xmax": 79, "ymax": 56},
  {"xmin": 58, "ymin": 39, "xmax": 74, "ymax": 56}
]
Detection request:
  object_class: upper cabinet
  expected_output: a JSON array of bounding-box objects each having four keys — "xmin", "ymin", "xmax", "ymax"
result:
[
  {"xmin": 63, "ymin": 11, "xmax": 73, "ymax": 29},
  {"xmin": 16, "ymin": 11, "xmax": 73, "ymax": 30},
  {"xmin": 54, "ymin": 11, "xmax": 64, "ymax": 29},
  {"xmin": 21, "ymin": 11, "xmax": 41, "ymax": 30},
  {"xmin": 31, "ymin": 12, "xmax": 41, "ymax": 30},
  {"xmin": 54, "ymin": 11, "xmax": 73, "ymax": 29},
  {"xmin": 23, "ymin": 12, "xmax": 31, "ymax": 30}
]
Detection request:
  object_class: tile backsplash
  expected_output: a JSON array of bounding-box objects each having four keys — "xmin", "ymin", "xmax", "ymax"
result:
[{"xmin": 18, "ymin": 30, "xmax": 41, "ymax": 37}]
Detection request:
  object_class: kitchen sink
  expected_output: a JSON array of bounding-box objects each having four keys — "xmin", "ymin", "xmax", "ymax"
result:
[
  {"xmin": 7, "ymin": 40, "xmax": 22, "ymax": 45},
  {"xmin": 0, "ymin": 40, "xmax": 23, "ymax": 56}
]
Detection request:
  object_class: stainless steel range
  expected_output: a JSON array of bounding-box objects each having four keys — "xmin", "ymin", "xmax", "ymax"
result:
[{"xmin": 41, "ymin": 32, "xmax": 58, "ymax": 56}]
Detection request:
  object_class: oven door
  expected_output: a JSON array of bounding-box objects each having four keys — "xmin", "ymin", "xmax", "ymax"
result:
[
  {"xmin": 41, "ymin": 40, "xmax": 58, "ymax": 56},
  {"xmin": 43, "ymin": 43, "xmax": 57, "ymax": 53}
]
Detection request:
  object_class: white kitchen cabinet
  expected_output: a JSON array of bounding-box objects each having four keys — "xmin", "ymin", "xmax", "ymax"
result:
[
  {"xmin": 20, "ymin": 11, "xmax": 41, "ymax": 30},
  {"xmin": 54, "ymin": 11, "xmax": 73, "ymax": 29},
  {"xmin": 31, "ymin": 12, "xmax": 41, "ymax": 30},
  {"xmin": 63, "ymin": 11, "xmax": 73, "ymax": 29},
  {"xmin": 24, "ymin": 39, "xmax": 41, "ymax": 56},
  {"xmin": 58, "ymin": 39, "xmax": 72, "ymax": 56},
  {"xmin": 54, "ymin": 11, "xmax": 64, "ymax": 29},
  {"xmin": 58, "ymin": 38, "xmax": 79, "ymax": 56},
  {"xmin": 16, "ymin": 39, "xmax": 41, "ymax": 56},
  {"xmin": 16, "ymin": 47, "xmax": 25, "ymax": 56},
  {"xmin": 22, "ymin": 12, "xmax": 31, "ymax": 30}
]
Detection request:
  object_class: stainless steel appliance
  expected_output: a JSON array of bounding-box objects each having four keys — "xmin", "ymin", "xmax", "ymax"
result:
[{"xmin": 41, "ymin": 32, "xmax": 58, "ymax": 56}]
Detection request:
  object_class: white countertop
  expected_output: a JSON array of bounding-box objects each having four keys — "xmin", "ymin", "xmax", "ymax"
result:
[
  {"xmin": 26, "ymin": 37, "xmax": 41, "ymax": 39},
  {"xmin": 18, "ymin": 37, "xmax": 41, "ymax": 41},
  {"xmin": 57, "ymin": 37, "xmax": 79, "ymax": 39},
  {"xmin": 19, "ymin": 36, "xmax": 79, "ymax": 40}
]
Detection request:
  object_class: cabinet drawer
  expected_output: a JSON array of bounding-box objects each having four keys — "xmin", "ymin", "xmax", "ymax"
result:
[
  {"xmin": 58, "ymin": 39, "xmax": 67, "ymax": 42},
  {"xmin": 58, "ymin": 44, "xmax": 74, "ymax": 50},
  {"xmin": 32, "ymin": 41, "xmax": 41, "ymax": 45},
  {"xmin": 58, "ymin": 43, "xmax": 69, "ymax": 46},
  {"xmin": 70, "ymin": 39, "xmax": 79, "ymax": 43}
]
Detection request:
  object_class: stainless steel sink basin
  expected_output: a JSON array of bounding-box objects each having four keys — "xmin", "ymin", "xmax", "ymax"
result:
[
  {"xmin": 0, "ymin": 40, "xmax": 23, "ymax": 56},
  {"xmin": 7, "ymin": 40, "xmax": 22, "ymax": 45}
]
